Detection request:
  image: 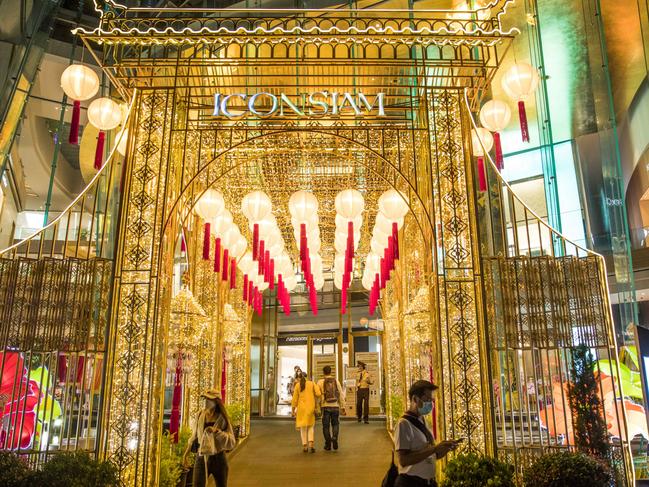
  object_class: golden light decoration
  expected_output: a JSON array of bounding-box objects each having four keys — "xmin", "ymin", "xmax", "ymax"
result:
[{"xmin": 168, "ymin": 285, "xmax": 207, "ymax": 353}]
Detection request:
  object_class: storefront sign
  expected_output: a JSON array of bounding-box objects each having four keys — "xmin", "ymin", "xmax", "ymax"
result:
[{"xmin": 213, "ymin": 91, "xmax": 386, "ymax": 119}]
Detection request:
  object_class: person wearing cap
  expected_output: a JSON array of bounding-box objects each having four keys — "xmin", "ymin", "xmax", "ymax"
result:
[
  {"xmin": 393, "ymin": 380, "xmax": 462, "ymax": 487},
  {"xmin": 183, "ymin": 389, "xmax": 236, "ymax": 487},
  {"xmin": 356, "ymin": 361, "xmax": 372, "ymax": 424}
]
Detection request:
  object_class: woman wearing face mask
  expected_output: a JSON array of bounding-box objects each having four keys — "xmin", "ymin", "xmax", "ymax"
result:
[
  {"xmin": 393, "ymin": 380, "xmax": 462, "ymax": 487},
  {"xmin": 291, "ymin": 371, "xmax": 322, "ymax": 453},
  {"xmin": 184, "ymin": 389, "xmax": 236, "ymax": 487}
]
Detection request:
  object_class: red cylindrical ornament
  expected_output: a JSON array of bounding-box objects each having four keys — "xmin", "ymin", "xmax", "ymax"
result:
[
  {"xmin": 269, "ymin": 259, "xmax": 275, "ymax": 290},
  {"xmin": 243, "ymin": 275, "xmax": 249, "ymax": 301},
  {"xmin": 392, "ymin": 222, "xmax": 399, "ymax": 260},
  {"xmin": 69, "ymin": 100, "xmax": 81, "ymax": 145},
  {"xmin": 258, "ymin": 240, "xmax": 265, "ymax": 274},
  {"xmin": 478, "ymin": 157, "xmax": 487, "ymax": 192},
  {"xmin": 253, "ymin": 223, "xmax": 259, "ymax": 260},
  {"xmin": 94, "ymin": 131, "xmax": 106, "ymax": 170},
  {"xmin": 518, "ymin": 100, "xmax": 530, "ymax": 143},
  {"xmin": 203, "ymin": 223, "xmax": 211, "ymax": 260},
  {"xmin": 214, "ymin": 238, "xmax": 221, "ymax": 272},
  {"xmin": 300, "ymin": 224, "xmax": 307, "ymax": 261},
  {"xmin": 230, "ymin": 257, "xmax": 236, "ymax": 289},
  {"xmin": 493, "ymin": 131, "xmax": 504, "ymax": 170},
  {"xmin": 221, "ymin": 249, "xmax": 229, "ymax": 281},
  {"xmin": 248, "ymin": 281, "xmax": 254, "ymax": 306}
]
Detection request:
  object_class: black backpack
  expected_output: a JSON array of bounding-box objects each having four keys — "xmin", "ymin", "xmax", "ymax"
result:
[{"xmin": 323, "ymin": 377, "xmax": 339, "ymax": 404}]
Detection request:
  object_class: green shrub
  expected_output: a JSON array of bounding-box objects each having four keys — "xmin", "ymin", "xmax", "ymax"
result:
[
  {"xmin": 0, "ymin": 451, "xmax": 31, "ymax": 487},
  {"xmin": 159, "ymin": 426, "xmax": 194, "ymax": 487},
  {"xmin": 30, "ymin": 451, "xmax": 119, "ymax": 487},
  {"xmin": 389, "ymin": 393, "xmax": 404, "ymax": 428},
  {"xmin": 441, "ymin": 452, "xmax": 515, "ymax": 487},
  {"xmin": 523, "ymin": 451, "xmax": 612, "ymax": 487}
]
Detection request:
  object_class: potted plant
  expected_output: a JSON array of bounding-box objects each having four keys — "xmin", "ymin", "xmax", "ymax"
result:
[
  {"xmin": 523, "ymin": 451, "xmax": 611, "ymax": 487},
  {"xmin": 441, "ymin": 452, "xmax": 515, "ymax": 487},
  {"xmin": 225, "ymin": 402, "xmax": 246, "ymax": 440}
]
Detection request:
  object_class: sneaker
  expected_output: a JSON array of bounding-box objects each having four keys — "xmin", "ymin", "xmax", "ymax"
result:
[
  {"xmin": 324, "ymin": 442, "xmax": 331, "ymax": 451},
  {"xmin": 364, "ymin": 420, "xmax": 369, "ymax": 424},
  {"xmin": 332, "ymin": 439, "xmax": 338, "ymax": 450},
  {"xmin": 310, "ymin": 447, "xmax": 316, "ymax": 453},
  {"xmin": 357, "ymin": 419, "xmax": 362, "ymax": 423},
  {"xmin": 303, "ymin": 445, "xmax": 308, "ymax": 453}
]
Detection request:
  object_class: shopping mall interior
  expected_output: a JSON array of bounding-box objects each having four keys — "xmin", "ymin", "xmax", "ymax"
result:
[{"xmin": 2, "ymin": 0, "xmax": 649, "ymax": 486}]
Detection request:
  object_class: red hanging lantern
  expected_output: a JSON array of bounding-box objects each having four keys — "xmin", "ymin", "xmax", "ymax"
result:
[
  {"xmin": 214, "ymin": 238, "xmax": 221, "ymax": 272},
  {"xmin": 202, "ymin": 223, "xmax": 211, "ymax": 260},
  {"xmin": 221, "ymin": 249, "xmax": 229, "ymax": 282}
]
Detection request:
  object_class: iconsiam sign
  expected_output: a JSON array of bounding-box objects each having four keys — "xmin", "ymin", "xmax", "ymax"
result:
[{"xmin": 213, "ymin": 92, "xmax": 386, "ymax": 119}]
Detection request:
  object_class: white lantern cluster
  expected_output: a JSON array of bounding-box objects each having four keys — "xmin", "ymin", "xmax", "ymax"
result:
[
  {"xmin": 60, "ymin": 64, "xmax": 125, "ymax": 170},
  {"xmin": 363, "ymin": 189, "xmax": 408, "ymax": 315},
  {"xmin": 242, "ymin": 191, "xmax": 296, "ymax": 316},
  {"xmin": 289, "ymin": 191, "xmax": 322, "ymax": 315},
  {"xmin": 334, "ymin": 189, "xmax": 364, "ymax": 314},
  {"xmin": 194, "ymin": 189, "xmax": 246, "ymax": 291}
]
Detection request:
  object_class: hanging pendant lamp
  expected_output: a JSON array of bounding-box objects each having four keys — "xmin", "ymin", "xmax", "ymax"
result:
[
  {"xmin": 87, "ymin": 97, "xmax": 122, "ymax": 169},
  {"xmin": 479, "ymin": 99, "xmax": 511, "ymax": 170},
  {"xmin": 501, "ymin": 62, "xmax": 539, "ymax": 143},
  {"xmin": 60, "ymin": 64, "xmax": 100, "ymax": 145}
]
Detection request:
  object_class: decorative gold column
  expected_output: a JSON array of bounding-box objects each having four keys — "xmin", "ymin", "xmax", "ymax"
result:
[
  {"xmin": 426, "ymin": 89, "xmax": 493, "ymax": 454},
  {"xmin": 102, "ymin": 90, "xmax": 176, "ymax": 485}
]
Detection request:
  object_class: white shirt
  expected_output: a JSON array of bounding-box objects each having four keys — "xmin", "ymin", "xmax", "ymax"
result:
[{"xmin": 394, "ymin": 416, "xmax": 436, "ymax": 480}]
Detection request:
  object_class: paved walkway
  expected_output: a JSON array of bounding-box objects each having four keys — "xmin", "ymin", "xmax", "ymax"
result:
[{"xmin": 229, "ymin": 419, "xmax": 393, "ymax": 486}]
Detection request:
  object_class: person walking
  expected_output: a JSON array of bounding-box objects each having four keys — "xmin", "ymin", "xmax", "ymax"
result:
[
  {"xmin": 291, "ymin": 372, "xmax": 322, "ymax": 453},
  {"xmin": 316, "ymin": 365, "xmax": 345, "ymax": 451},
  {"xmin": 356, "ymin": 361, "xmax": 372, "ymax": 424},
  {"xmin": 183, "ymin": 389, "xmax": 236, "ymax": 487},
  {"xmin": 393, "ymin": 380, "xmax": 462, "ymax": 487}
]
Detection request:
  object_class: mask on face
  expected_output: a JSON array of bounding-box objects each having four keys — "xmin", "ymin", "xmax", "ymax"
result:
[
  {"xmin": 418, "ymin": 400, "xmax": 433, "ymax": 416},
  {"xmin": 206, "ymin": 399, "xmax": 217, "ymax": 409}
]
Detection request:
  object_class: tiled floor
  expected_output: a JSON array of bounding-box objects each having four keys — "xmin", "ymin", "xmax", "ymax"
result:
[{"xmin": 229, "ymin": 418, "xmax": 393, "ymax": 486}]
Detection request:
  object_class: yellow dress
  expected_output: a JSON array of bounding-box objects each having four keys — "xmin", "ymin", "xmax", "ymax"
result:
[{"xmin": 291, "ymin": 380, "xmax": 322, "ymax": 428}]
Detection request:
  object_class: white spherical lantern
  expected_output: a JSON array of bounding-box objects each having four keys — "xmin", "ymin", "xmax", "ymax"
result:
[
  {"xmin": 222, "ymin": 226, "xmax": 242, "ymax": 249},
  {"xmin": 335, "ymin": 189, "xmax": 365, "ymax": 219},
  {"xmin": 241, "ymin": 191, "xmax": 272, "ymax": 222},
  {"xmin": 212, "ymin": 210, "xmax": 233, "ymax": 236},
  {"xmin": 288, "ymin": 191, "xmax": 318, "ymax": 222},
  {"xmin": 258, "ymin": 282, "xmax": 269, "ymax": 292},
  {"xmin": 362, "ymin": 273, "xmax": 374, "ymax": 291},
  {"xmin": 375, "ymin": 212, "xmax": 404, "ymax": 235},
  {"xmin": 365, "ymin": 252, "xmax": 381, "ymax": 273},
  {"xmin": 61, "ymin": 64, "xmax": 100, "ymax": 146},
  {"xmin": 309, "ymin": 237, "xmax": 321, "ymax": 254},
  {"xmin": 335, "ymin": 214, "xmax": 363, "ymax": 230},
  {"xmin": 371, "ymin": 236, "xmax": 387, "ymax": 255},
  {"xmin": 284, "ymin": 276, "xmax": 298, "ymax": 292},
  {"xmin": 313, "ymin": 274, "xmax": 325, "ymax": 290},
  {"xmin": 310, "ymin": 253, "xmax": 323, "ymax": 271},
  {"xmin": 334, "ymin": 272, "xmax": 344, "ymax": 290},
  {"xmin": 334, "ymin": 237, "xmax": 348, "ymax": 254},
  {"xmin": 87, "ymin": 97, "xmax": 122, "ymax": 131},
  {"xmin": 60, "ymin": 64, "xmax": 100, "ymax": 101},
  {"xmin": 479, "ymin": 99, "xmax": 511, "ymax": 132},
  {"xmin": 471, "ymin": 128, "xmax": 494, "ymax": 157},
  {"xmin": 378, "ymin": 189, "xmax": 409, "ymax": 221},
  {"xmin": 196, "ymin": 189, "xmax": 225, "ymax": 220},
  {"xmin": 230, "ymin": 236, "xmax": 248, "ymax": 259},
  {"xmin": 238, "ymin": 252, "xmax": 254, "ymax": 273},
  {"xmin": 501, "ymin": 62, "xmax": 540, "ymax": 102}
]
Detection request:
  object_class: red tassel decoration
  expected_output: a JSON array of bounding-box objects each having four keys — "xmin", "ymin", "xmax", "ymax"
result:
[
  {"xmin": 392, "ymin": 222, "xmax": 399, "ymax": 261},
  {"xmin": 214, "ymin": 238, "xmax": 221, "ymax": 272},
  {"xmin": 203, "ymin": 223, "xmax": 211, "ymax": 260},
  {"xmin": 493, "ymin": 131, "xmax": 504, "ymax": 170},
  {"xmin": 243, "ymin": 275, "xmax": 249, "ymax": 301},
  {"xmin": 258, "ymin": 240, "xmax": 265, "ymax": 274},
  {"xmin": 518, "ymin": 100, "xmax": 530, "ymax": 143},
  {"xmin": 180, "ymin": 232, "xmax": 186, "ymax": 253},
  {"xmin": 69, "ymin": 100, "xmax": 81, "ymax": 145},
  {"xmin": 478, "ymin": 157, "xmax": 487, "ymax": 192},
  {"xmin": 94, "ymin": 131, "xmax": 106, "ymax": 170},
  {"xmin": 264, "ymin": 250, "xmax": 270, "ymax": 281},
  {"xmin": 248, "ymin": 281, "xmax": 254, "ymax": 306},
  {"xmin": 300, "ymin": 224, "xmax": 307, "ymax": 262},
  {"xmin": 230, "ymin": 257, "xmax": 236, "ymax": 289},
  {"xmin": 253, "ymin": 224, "xmax": 259, "ymax": 260},
  {"xmin": 221, "ymin": 249, "xmax": 229, "ymax": 281},
  {"xmin": 269, "ymin": 259, "xmax": 275, "ymax": 290}
]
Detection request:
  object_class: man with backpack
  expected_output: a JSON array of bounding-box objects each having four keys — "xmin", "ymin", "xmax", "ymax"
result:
[
  {"xmin": 316, "ymin": 365, "xmax": 345, "ymax": 451},
  {"xmin": 388, "ymin": 380, "xmax": 462, "ymax": 487}
]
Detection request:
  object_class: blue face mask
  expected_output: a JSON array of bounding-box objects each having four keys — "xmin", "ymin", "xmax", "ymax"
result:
[{"xmin": 418, "ymin": 400, "xmax": 433, "ymax": 416}]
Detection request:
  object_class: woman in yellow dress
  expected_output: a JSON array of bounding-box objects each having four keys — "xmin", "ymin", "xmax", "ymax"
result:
[{"xmin": 291, "ymin": 372, "xmax": 322, "ymax": 453}]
